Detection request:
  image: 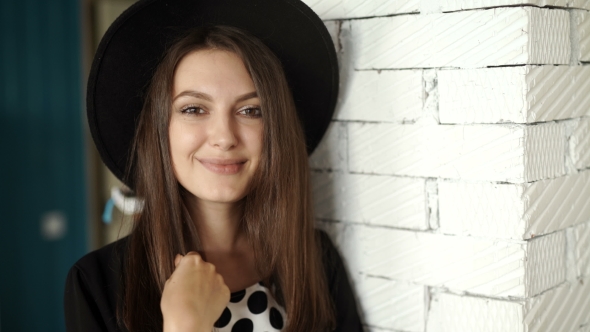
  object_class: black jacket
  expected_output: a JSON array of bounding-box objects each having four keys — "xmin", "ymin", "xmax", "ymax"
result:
[{"xmin": 64, "ymin": 230, "xmax": 362, "ymax": 331}]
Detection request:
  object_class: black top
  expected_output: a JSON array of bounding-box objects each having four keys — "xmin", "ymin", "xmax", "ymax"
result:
[{"xmin": 64, "ymin": 230, "xmax": 362, "ymax": 331}]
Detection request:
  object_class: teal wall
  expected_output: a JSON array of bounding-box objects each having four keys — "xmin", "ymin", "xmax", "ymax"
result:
[{"xmin": 0, "ymin": 0, "xmax": 88, "ymax": 330}]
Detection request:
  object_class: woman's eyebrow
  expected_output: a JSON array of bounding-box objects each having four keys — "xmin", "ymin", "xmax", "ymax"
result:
[
  {"xmin": 235, "ymin": 91, "xmax": 258, "ymax": 102},
  {"xmin": 173, "ymin": 90, "xmax": 213, "ymax": 102},
  {"xmin": 172, "ymin": 90, "xmax": 258, "ymax": 102}
]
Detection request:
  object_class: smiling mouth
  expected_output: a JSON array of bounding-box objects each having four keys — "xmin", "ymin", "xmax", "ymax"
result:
[{"xmin": 198, "ymin": 158, "xmax": 247, "ymax": 175}]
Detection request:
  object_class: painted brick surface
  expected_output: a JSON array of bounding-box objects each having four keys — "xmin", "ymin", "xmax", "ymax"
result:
[
  {"xmin": 348, "ymin": 122, "xmax": 565, "ymax": 183},
  {"xmin": 305, "ymin": 1, "xmax": 590, "ymax": 331},
  {"xmin": 576, "ymin": 10, "xmax": 590, "ymax": 62},
  {"xmin": 441, "ymin": 0, "xmax": 590, "ymax": 11},
  {"xmin": 302, "ymin": 0, "xmax": 588, "ymax": 20},
  {"xmin": 569, "ymin": 0, "xmax": 590, "ymax": 10},
  {"xmin": 427, "ymin": 292, "xmax": 525, "ymax": 332},
  {"xmin": 573, "ymin": 222, "xmax": 590, "ymax": 277},
  {"xmin": 427, "ymin": 276, "xmax": 590, "ymax": 332},
  {"xmin": 525, "ymin": 233, "xmax": 566, "ymax": 297},
  {"xmin": 570, "ymin": 117, "xmax": 590, "ymax": 170},
  {"xmin": 439, "ymin": 170, "xmax": 590, "ymax": 239},
  {"xmin": 354, "ymin": 275, "xmax": 425, "ymax": 332},
  {"xmin": 335, "ymin": 69, "xmax": 423, "ymax": 123},
  {"xmin": 311, "ymin": 172, "xmax": 428, "ymax": 229},
  {"xmin": 309, "ymin": 121, "xmax": 347, "ymax": 171},
  {"xmin": 525, "ymin": 277, "xmax": 590, "ymax": 331},
  {"xmin": 439, "ymin": 0, "xmax": 568, "ymax": 11},
  {"xmin": 438, "ymin": 66, "xmax": 590, "ymax": 124},
  {"xmin": 347, "ymin": 7, "xmax": 569, "ymax": 69},
  {"xmin": 301, "ymin": 0, "xmax": 419, "ymax": 20},
  {"xmin": 320, "ymin": 223, "xmax": 565, "ymax": 298}
]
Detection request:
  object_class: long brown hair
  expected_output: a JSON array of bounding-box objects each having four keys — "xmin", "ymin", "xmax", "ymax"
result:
[{"xmin": 121, "ymin": 26, "xmax": 335, "ymax": 331}]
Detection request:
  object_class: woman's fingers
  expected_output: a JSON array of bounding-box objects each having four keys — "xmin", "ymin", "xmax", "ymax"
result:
[
  {"xmin": 174, "ymin": 254, "xmax": 183, "ymax": 267},
  {"xmin": 161, "ymin": 252, "xmax": 230, "ymax": 331}
]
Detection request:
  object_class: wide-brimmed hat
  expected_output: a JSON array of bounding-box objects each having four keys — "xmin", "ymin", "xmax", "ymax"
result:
[{"xmin": 87, "ymin": 0, "xmax": 338, "ymax": 185}]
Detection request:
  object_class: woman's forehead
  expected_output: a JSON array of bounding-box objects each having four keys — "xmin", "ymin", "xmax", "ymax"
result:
[{"xmin": 172, "ymin": 50, "xmax": 256, "ymax": 102}]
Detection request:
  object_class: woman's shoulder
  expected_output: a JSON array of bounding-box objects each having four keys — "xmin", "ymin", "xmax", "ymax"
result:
[
  {"xmin": 72, "ymin": 236, "xmax": 129, "ymax": 274},
  {"xmin": 64, "ymin": 237, "xmax": 129, "ymax": 332}
]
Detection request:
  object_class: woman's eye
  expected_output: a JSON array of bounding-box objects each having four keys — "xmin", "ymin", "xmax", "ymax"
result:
[
  {"xmin": 239, "ymin": 107, "xmax": 262, "ymax": 118},
  {"xmin": 180, "ymin": 106, "xmax": 206, "ymax": 115}
]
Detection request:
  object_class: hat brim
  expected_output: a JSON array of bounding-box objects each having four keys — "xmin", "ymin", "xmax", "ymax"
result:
[{"xmin": 87, "ymin": 0, "xmax": 338, "ymax": 185}]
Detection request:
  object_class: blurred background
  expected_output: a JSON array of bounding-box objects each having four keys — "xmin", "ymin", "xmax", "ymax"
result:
[{"xmin": 0, "ymin": 0, "xmax": 134, "ymax": 330}]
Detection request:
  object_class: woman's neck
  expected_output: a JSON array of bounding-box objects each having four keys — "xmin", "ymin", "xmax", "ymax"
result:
[{"xmin": 184, "ymin": 196, "xmax": 246, "ymax": 255}]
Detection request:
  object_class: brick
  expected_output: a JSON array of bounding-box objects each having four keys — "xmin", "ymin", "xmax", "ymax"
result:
[
  {"xmin": 348, "ymin": 122, "xmax": 565, "ymax": 183},
  {"xmin": 335, "ymin": 69, "xmax": 423, "ymax": 123},
  {"xmin": 569, "ymin": 117, "xmax": 590, "ymax": 170},
  {"xmin": 323, "ymin": 20, "xmax": 340, "ymax": 53},
  {"xmin": 575, "ymin": 10, "xmax": 590, "ymax": 62},
  {"xmin": 311, "ymin": 172, "xmax": 428, "ymax": 229},
  {"xmin": 427, "ymin": 277, "xmax": 590, "ymax": 332},
  {"xmin": 301, "ymin": 0, "xmax": 419, "ymax": 20},
  {"xmin": 570, "ymin": 0, "xmax": 590, "ymax": 10},
  {"xmin": 525, "ymin": 233, "xmax": 566, "ymax": 297},
  {"xmin": 309, "ymin": 121, "xmax": 347, "ymax": 171},
  {"xmin": 438, "ymin": 170, "xmax": 590, "ymax": 239},
  {"xmin": 524, "ymin": 278, "xmax": 590, "ymax": 331},
  {"xmin": 347, "ymin": 7, "xmax": 570, "ymax": 70},
  {"xmin": 572, "ymin": 222, "xmax": 590, "ymax": 278},
  {"xmin": 439, "ymin": 0, "xmax": 587, "ymax": 11},
  {"xmin": 354, "ymin": 275, "xmax": 425, "ymax": 332},
  {"xmin": 302, "ymin": 0, "xmax": 588, "ymax": 20},
  {"xmin": 438, "ymin": 66, "xmax": 590, "ymax": 124},
  {"xmin": 427, "ymin": 292, "xmax": 525, "ymax": 332},
  {"xmin": 319, "ymin": 223, "xmax": 565, "ymax": 297}
]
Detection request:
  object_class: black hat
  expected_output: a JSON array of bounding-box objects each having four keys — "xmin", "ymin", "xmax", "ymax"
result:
[{"xmin": 87, "ymin": 0, "xmax": 338, "ymax": 185}]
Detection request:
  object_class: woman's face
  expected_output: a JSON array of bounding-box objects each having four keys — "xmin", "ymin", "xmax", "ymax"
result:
[{"xmin": 169, "ymin": 49, "xmax": 263, "ymax": 205}]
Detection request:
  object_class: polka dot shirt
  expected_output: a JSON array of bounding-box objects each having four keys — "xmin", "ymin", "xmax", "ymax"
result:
[{"xmin": 214, "ymin": 282, "xmax": 286, "ymax": 332}]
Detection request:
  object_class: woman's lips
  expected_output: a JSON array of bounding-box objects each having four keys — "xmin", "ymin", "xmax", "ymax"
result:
[{"xmin": 198, "ymin": 158, "xmax": 246, "ymax": 175}]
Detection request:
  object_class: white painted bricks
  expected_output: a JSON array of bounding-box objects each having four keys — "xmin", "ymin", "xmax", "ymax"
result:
[
  {"xmin": 575, "ymin": 10, "xmax": 590, "ymax": 62},
  {"xmin": 572, "ymin": 221, "xmax": 590, "ymax": 278},
  {"xmin": 335, "ymin": 69, "xmax": 423, "ymax": 123},
  {"xmin": 347, "ymin": 7, "xmax": 569, "ymax": 70},
  {"xmin": 427, "ymin": 292, "xmax": 524, "ymax": 332},
  {"xmin": 321, "ymin": 222, "xmax": 565, "ymax": 298},
  {"xmin": 438, "ymin": 66, "xmax": 590, "ymax": 124},
  {"xmin": 348, "ymin": 122, "xmax": 565, "ymax": 183},
  {"xmin": 354, "ymin": 275, "xmax": 425, "ymax": 332},
  {"xmin": 302, "ymin": 0, "xmax": 589, "ymax": 20},
  {"xmin": 301, "ymin": 0, "xmax": 419, "ymax": 19},
  {"xmin": 311, "ymin": 172, "xmax": 428, "ymax": 230},
  {"xmin": 427, "ymin": 276, "xmax": 590, "ymax": 332},
  {"xmin": 438, "ymin": 170, "xmax": 590, "ymax": 239},
  {"xmin": 570, "ymin": 117, "xmax": 590, "ymax": 170},
  {"xmin": 304, "ymin": 1, "xmax": 590, "ymax": 331},
  {"xmin": 309, "ymin": 122, "xmax": 347, "ymax": 171}
]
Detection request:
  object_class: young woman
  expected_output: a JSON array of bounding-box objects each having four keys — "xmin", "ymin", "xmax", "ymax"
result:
[{"xmin": 65, "ymin": 1, "xmax": 361, "ymax": 331}]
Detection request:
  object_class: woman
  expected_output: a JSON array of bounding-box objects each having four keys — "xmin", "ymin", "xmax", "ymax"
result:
[{"xmin": 65, "ymin": 1, "xmax": 361, "ymax": 331}]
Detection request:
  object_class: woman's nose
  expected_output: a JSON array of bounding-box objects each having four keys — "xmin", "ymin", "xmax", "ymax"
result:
[{"xmin": 208, "ymin": 113, "xmax": 238, "ymax": 150}]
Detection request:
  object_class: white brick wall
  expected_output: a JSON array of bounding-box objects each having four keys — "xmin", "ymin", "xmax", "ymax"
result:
[
  {"xmin": 439, "ymin": 170, "xmax": 590, "ymax": 239},
  {"xmin": 319, "ymin": 222, "xmax": 565, "ymax": 298},
  {"xmin": 347, "ymin": 7, "xmax": 570, "ymax": 70},
  {"xmin": 427, "ymin": 276, "xmax": 590, "ymax": 332},
  {"xmin": 570, "ymin": 117, "xmax": 590, "ymax": 170},
  {"xmin": 347, "ymin": 122, "xmax": 565, "ymax": 182},
  {"xmin": 438, "ymin": 66, "xmax": 590, "ymax": 124},
  {"xmin": 302, "ymin": 0, "xmax": 590, "ymax": 20},
  {"xmin": 305, "ymin": 0, "xmax": 590, "ymax": 330}
]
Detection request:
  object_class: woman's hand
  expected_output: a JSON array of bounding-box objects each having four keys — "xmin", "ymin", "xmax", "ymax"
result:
[{"xmin": 161, "ymin": 252, "xmax": 230, "ymax": 332}]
